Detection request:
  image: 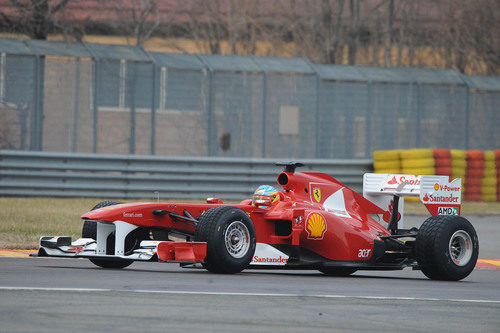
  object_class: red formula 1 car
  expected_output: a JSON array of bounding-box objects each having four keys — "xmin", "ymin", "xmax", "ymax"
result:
[{"xmin": 38, "ymin": 163, "xmax": 479, "ymax": 281}]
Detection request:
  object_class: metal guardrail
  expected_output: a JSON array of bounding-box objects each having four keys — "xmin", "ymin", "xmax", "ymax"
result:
[{"xmin": 0, "ymin": 150, "xmax": 372, "ymax": 199}]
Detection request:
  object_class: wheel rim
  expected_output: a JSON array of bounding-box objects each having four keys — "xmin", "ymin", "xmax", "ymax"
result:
[
  {"xmin": 224, "ymin": 221, "xmax": 250, "ymax": 259},
  {"xmin": 448, "ymin": 230, "xmax": 473, "ymax": 266}
]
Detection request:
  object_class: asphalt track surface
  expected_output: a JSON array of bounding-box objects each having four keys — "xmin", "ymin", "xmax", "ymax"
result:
[{"xmin": 1, "ymin": 215, "xmax": 499, "ymax": 332}]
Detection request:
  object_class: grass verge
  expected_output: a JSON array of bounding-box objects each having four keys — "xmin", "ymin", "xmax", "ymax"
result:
[{"xmin": 0, "ymin": 197, "xmax": 498, "ymax": 249}]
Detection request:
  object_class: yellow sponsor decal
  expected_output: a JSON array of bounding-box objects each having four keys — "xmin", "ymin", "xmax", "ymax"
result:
[
  {"xmin": 313, "ymin": 187, "xmax": 321, "ymax": 203},
  {"xmin": 306, "ymin": 213, "xmax": 326, "ymax": 239}
]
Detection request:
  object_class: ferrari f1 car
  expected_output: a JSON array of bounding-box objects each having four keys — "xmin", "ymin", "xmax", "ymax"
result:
[{"xmin": 38, "ymin": 162, "xmax": 479, "ymax": 281}]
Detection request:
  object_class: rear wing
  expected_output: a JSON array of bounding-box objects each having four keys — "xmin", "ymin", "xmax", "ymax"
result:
[{"xmin": 363, "ymin": 173, "xmax": 462, "ymax": 216}]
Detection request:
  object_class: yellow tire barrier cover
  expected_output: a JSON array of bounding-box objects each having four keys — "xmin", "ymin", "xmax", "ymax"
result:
[
  {"xmin": 484, "ymin": 168, "xmax": 497, "ymax": 178},
  {"xmin": 373, "ymin": 150, "xmax": 401, "ymax": 161},
  {"xmin": 481, "ymin": 186, "xmax": 497, "ymax": 195},
  {"xmin": 451, "ymin": 166, "xmax": 466, "ymax": 173},
  {"xmin": 451, "ymin": 159, "xmax": 467, "ymax": 168},
  {"xmin": 484, "ymin": 161, "xmax": 496, "ymax": 170},
  {"xmin": 401, "ymin": 158, "xmax": 435, "ymax": 168},
  {"xmin": 401, "ymin": 167, "xmax": 435, "ymax": 175},
  {"xmin": 484, "ymin": 151, "xmax": 495, "ymax": 161},
  {"xmin": 482, "ymin": 177, "xmax": 497, "ymax": 187},
  {"xmin": 374, "ymin": 160, "xmax": 401, "ymax": 170},
  {"xmin": 400, "ymin": 149, "xmax": 433, "ymax": 159},
  {"xmin": 450, "ymin": 149, "xmax": 466, "ymax": 160},
  {"xmin": 481, "ymin": 194, "xmax": 497, "ymax": 202},
  {"xmin": 374, "ymin": 168, "xmax": 401, "ymax": 174}
]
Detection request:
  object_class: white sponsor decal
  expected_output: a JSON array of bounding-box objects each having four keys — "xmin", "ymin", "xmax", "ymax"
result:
[
  {"xmin": 251, "ymin": 243, "xmax": 289, "ymax": 266},
  {"xmin": 384, "ymin": 175, "xmax": 421, "ymax": 189},
  {"xmin": 358, "ymin": 249, "xmax": 371, "ymax": 258},
  {"xmin": 123, "ymin": 212, "xmax": 143, "ymax": 218},
  {"xmin": 438, "ymin": 207, "xmax": 459, "ymax": 215},
  {"xmin": 421, "ymin": 178, "xmax": 462, "ymax": 205},
  {"xmin": 252, "ymin": 256, "xmax": 288, "ymax": 264}
]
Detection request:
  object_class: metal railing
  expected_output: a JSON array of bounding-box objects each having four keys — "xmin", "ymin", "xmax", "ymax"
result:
[{"xmin": 0, "ymin": 150, "xmax": 372, "ymax": 199}]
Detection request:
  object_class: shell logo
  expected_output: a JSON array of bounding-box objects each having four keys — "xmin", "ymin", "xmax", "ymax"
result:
[
  {"xmin": 434, "ymin": 183, "xmax": 439, "ymax": 191},
  {"xmin": 306, "ymin": 213, "xmax": 327, "ymax": 240}
]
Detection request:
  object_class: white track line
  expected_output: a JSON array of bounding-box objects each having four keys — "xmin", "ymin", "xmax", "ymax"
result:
[{"xmin": 0, "ymin": 286, "xmax": 498, "ymax": 304}]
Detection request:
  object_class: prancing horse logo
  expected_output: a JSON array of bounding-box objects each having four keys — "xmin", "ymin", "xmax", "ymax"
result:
[{"xmin": 313, "ymin": 187, "xmax": 321, "ymax": 202}]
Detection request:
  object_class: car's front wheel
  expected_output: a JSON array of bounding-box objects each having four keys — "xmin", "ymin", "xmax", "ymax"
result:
[
  {"xmin": 195, "ymin": 206, "xmax": 256, "ymax": 273},
  {"xmin": 83, "ymin": 201, "xmax": 134, "ymax": 269}
]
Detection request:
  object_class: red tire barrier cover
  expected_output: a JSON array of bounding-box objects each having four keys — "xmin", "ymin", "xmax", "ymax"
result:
[
  {"xmin": 463, "ymin": 185, "xmax": 481, "ymax": 194},
  {"xmin": 434, "ymin": 158, "xmax": 452, "ymax": 168},
  {"xmin": 433, "ymin": 149, "xmax": 451, "ymax": 159},
  {"xmin": 467, "ymin": 160, "xmax": 485, "ymax": 169},
  {"xmin": 465, "ymin": 177, "xmax": 482, "ymax": 187},
  {"xmin": 464, "ymin": 193, "xmax": 481, "ymax": 201},
  {"xmin": 466, "ymin": 150, "xmax": 485, "ymax": 160},
  {"xmin": 466, "ymin": 168, "xmax": 484, "ymax": 178},
  {"xmin": 435, "ymin": 167, "xmax": 452, "ymax": 175}
]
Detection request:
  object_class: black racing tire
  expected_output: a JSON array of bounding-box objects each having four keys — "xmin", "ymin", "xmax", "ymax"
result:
[
  {"xmin": 83, "ymin": 201, "xmax": 133, "ymax": 269},
  {"xmin": 195, "ymin": 206, "xmax": 256, "ymax": 274},
  {"xmin": 416, "ymin": 215, "xmax": 479, "ymax": 281},
  {"xmin": 318, "ymin": 267, "xmax": 357, "ymax": 276},
  {"xmin": 91, "ymin": 200, "xmax": 124, "ymax": 211}
]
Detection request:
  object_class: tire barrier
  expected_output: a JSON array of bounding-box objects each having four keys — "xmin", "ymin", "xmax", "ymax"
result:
[
  {"xmin": 400, "ymin": 149, "xmax": 433, "ymax": 160},
  {"xmin": 497, "ymin": 150, "xmax": 500, "ymax": 202},
  {"xmin": 400, "ymin": 149, "xmax": 435, "ymax": 176},
  {"xmin": 465, "ymin": 150, "xmax": 484, "ymax": 202},
  {"xmin": 481, "ymin": 151, "xmax": 497, "ymax": 202},
  {"xmin": 373, "ymin": 150, "xmax": 401, "ymax": 161},
  {"xmin": 373, "ymin": 148, "xmax": 499, "ymax": 202},
  {"xmin": 373, "ymin": 150, "xmax": 401, "ymax": 174}
]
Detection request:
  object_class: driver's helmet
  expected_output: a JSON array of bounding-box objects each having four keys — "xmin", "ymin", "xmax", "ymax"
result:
[{"xmin": 252, "ymin": 185, "xmax": 280, "ymax": 208}]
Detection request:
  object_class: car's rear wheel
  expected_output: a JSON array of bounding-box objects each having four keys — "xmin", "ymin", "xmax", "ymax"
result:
[
  {"xmin": 195, "ymin": 206, "xmax": 256, "ymax": 273},
  {"xmin": 319, "ymin": 267, "xmax": 357, "ymax": 276},
  {"xmin": 416, "ymin": 215, "xmax": 479, "ymax": 281},
  {"xmin": 83, "ymin": 201, "xmax": 134, "ymax": 269}
]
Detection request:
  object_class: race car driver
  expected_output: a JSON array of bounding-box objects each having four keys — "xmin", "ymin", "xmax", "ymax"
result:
[{"xmin": 252, "ymin": 185, "xmax": 281, "ymax": 208}]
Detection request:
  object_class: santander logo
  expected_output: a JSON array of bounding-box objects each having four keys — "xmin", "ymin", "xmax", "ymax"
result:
[{"xmin": 387, "ymin": 176, "xmax": 398, "ymax": 185}]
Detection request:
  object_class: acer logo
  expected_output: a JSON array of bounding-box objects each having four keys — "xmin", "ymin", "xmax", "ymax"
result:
[{"xmin": 358, "ymin": 249, "xmax": 371, "ymax": 258}]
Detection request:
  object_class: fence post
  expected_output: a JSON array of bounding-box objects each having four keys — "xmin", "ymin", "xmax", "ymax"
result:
[
  {"xmin": 415, "ymin": 82, "xmax": 422, "ymax": 147},
  {"xmin": 458, "ymin": 74, "xmax": 472, "ymax": 150},
  {"xmin": 196, "ymin": 55, "xmax": 215, "ymax": 156},
  {"xmin": 366, "ymin": 80, "xmax": 372, "ymax": 157},
  {"xmin": 128, "ymin": 60, "xmax": 136, "ymax": 154},
  {"xmin": 302, "ymin": 58, "xmax": 321, "ymax": 158},
  {"xmin": 82, "ymin": 43, "xmax": 99, "ymax": 153},
  {"xmin": 23, "ymin": 40, "xmax": 44, "ymax": 151},
  {"xmin": 139, "ymin": 47, "xmax": 157, "ymax": 155},
  {"xmin": 71, "ymin": 58, "xmax": 81, "ymax": 152}
]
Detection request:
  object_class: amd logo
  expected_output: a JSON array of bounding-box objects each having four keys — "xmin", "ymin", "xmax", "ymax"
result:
[{"xmin": 438, "ymin": 207, "xmax": 458, "ymax": 215}]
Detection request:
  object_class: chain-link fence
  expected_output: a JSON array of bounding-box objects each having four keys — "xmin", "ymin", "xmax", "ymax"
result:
[{"xmin": 0, "ymin": 38, "xmax": 499, "ymax": 158}]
